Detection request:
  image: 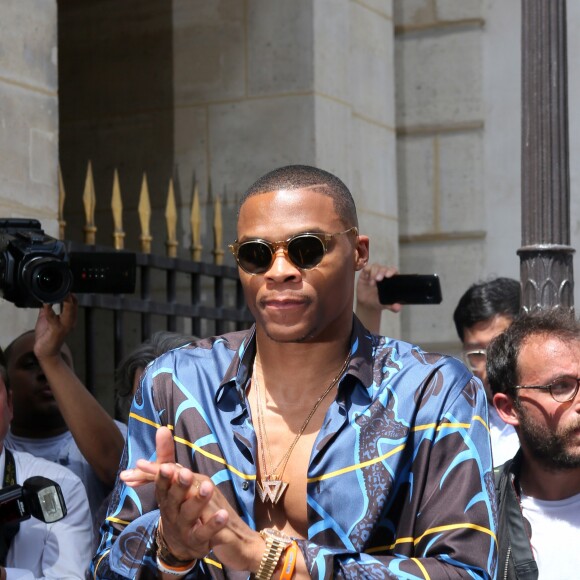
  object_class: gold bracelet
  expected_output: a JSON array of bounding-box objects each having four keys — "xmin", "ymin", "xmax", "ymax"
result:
[{"xmin": 255, "ymin": 529, "xmax": 293, "ymax": 580}]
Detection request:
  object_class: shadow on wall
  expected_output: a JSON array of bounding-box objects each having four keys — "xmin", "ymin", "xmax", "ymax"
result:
[{"xmin": 58, "ymin": 0, "xmax": 175, "ymax": 250}]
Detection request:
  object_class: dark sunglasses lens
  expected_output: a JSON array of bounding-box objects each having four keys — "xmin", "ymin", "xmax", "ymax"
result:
[
  {"xmin": 237, "ymin": 242, "xmax": 273, "ymax": 274},
  {"xmin": 287, "ymin": 235, "xmax": 325, "ymax": 269}
]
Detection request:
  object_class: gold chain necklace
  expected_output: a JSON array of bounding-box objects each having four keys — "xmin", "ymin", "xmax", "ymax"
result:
[{"xmin": 253, "ymin": 352, "xmax": 351, "ymax": 504}]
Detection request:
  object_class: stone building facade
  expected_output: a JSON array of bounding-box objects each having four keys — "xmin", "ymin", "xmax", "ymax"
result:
[{"xmin": 0, "ymin": 0, "xmax": 578, "ymax": 360}]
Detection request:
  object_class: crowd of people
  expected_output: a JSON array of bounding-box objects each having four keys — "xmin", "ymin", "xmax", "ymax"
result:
[{"xmin": 0, "ymin": 164, "xmax": 578, "ymax": 579}]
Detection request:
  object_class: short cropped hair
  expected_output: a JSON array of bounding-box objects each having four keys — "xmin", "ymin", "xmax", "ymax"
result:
[
  {"xmin": 486, "ymin": 309, "xmax": 580, "ymax": 397},
  {"xmin": 239, "ymin": 165, "xmax": 358, "ymax": 228},
  {"xmin": 453, "ymin": 277, "xmax": 521, "ymax": 342}
]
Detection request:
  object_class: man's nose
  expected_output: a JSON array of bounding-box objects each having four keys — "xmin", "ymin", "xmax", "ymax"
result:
[{"xmin": 266, "ymin": 248, "xmax": 300, "ymax": 279}]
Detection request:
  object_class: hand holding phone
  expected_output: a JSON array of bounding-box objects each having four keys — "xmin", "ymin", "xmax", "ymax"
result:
[{"xmin": 377, "ymin": 274, "xmax": 442, "ymax": 305}]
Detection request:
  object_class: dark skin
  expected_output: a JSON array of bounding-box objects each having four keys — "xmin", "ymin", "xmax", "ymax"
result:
[
  {"xmin": 7, "ymin": 294, "xmax": 124, "ymax": 485},
  {"xmin": 121, "ymin": 186, "xmax": 370, "ymax": 578},
  {"xmin": 8, "ymin": 330, "xmax": 71, "ymax": 436},
  {"xmin": 355, "ymin": 262, "xmax": 402, "ymax": 333}
]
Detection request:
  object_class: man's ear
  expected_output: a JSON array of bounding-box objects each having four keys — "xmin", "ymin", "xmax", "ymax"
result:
[
  {"xmin": 354, "ymin": 234, "xmax": 370, "ymax": 271},
  {"xmin": 493, "ymin": 392, "xmax": 520, "ymax": 427}
]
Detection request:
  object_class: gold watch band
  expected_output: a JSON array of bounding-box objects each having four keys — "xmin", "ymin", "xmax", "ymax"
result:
[{"xmin": 255, "ymin": 531, "xmax": 288, "ymax": 580}]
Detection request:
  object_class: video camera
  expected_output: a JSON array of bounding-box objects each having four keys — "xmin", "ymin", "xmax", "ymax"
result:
[
  {"xmin": 0, "ymin": 218, "xmax": 136, "ymax": 307},
  {"xmin": 0, "ymin": 476, "xmax": 67, "ymax": 525}
]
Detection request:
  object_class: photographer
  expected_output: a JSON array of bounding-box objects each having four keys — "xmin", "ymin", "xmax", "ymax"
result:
[
  {"xmin": 3, "ymin": 294, "xmax": 125, "ymax": 516},
  {"xmin": 0, "ymin": 347, "xmax": 93, "ymax": 578}
]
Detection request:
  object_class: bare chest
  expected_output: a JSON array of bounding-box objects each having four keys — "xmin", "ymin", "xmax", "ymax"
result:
[{"xmin": 252, "ymin": 397, "xmax": 330, "ymax": 538}]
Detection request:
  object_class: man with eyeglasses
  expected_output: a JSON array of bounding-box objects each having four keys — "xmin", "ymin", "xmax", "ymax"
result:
[
  {"xmin": 453, "ymin": 277, "xmax": 521, "ymax": 465},
  {"xmin": 91, "ymin": 165, "xmax": 496, "ymax": 579},
  {"xmin": 487, "ymin": 309, "xmax": 580, "ymax": 579}
]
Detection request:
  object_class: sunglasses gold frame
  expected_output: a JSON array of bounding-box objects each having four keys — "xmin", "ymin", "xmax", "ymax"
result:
[{"xmin": 229, "ymin": 227, "xmax": 358, "ymax": 275}]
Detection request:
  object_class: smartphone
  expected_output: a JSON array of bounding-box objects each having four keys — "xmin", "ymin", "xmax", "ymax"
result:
[{"xmin": 377, "ymin": 274, "xmax": 442, "ymax": 305}]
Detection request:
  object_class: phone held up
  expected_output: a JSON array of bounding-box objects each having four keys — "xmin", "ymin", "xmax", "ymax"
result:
[{"xmin": 377, "ymin": 274, "xmax": 442, "ymax": 305}]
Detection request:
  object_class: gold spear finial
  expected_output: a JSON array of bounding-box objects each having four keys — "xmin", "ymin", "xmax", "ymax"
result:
[
  {"xmin": 82, "ymin": 161, "xmax": 97, "ymax": 245},
  {"xmin": 138, "ymin": 173, "xmax": 153, "ymax": 254},
  {"xmin": 190, "ymin": 178, "xmax": 202, "ymax": 261},
  {"xmin": 111, "ymin": 169, "xmax": 125, "ymax": 250},
  {"xmin": 165, "ymin": 178, "xmax": 178, "ymax": 258}
]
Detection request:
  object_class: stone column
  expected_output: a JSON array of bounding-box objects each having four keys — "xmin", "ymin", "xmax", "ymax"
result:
[
  {"xmin": 519, "ymin": 0, "xmax": 575, "ymax": 312},
  {"xmin": 0, "ymin": 0, "xmax": 59, "ymax": 343}
]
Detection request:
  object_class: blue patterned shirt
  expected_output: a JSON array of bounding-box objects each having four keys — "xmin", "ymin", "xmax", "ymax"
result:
[{"xmin": 91, "ymin": 317, "xmax": 497, "ymax": 579}]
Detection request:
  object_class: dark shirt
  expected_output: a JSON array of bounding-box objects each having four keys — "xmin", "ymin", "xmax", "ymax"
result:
[{"xmin": 91, "ymin": 317, "xmax": 497, "ymax": 579}]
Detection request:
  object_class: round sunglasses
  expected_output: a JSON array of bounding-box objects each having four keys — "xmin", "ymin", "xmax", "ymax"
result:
[{"xmin": 229, "ymin": 227, "xmax": 358, "ymax": 275}]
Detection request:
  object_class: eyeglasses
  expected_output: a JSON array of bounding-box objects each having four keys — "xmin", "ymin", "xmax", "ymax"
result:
[
  {"xmin": 229, "ymin": 227, "xmax": 358, "ymax": 275},
  {"xmin": 463, "ymin": 349, "xmax": 487, "ymax": 372},
  {"xmin": 513, "ymin": 376, "xmax": 580, "ymax": 403}
]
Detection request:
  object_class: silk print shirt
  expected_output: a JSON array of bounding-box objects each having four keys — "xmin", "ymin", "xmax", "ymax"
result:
[{"xmin": 92, "ymin": 317, "xmax": 497, "ymax": 579}]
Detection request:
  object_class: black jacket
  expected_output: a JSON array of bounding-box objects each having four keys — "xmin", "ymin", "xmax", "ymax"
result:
[{"xmin": 495, "ymin": 450, "xmax": 538, "ymax": 580}]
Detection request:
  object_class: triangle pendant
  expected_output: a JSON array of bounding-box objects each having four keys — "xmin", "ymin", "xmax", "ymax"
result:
[{"xmin": 257, "ymin": 479, "xmax": 289, "ymax": 504}]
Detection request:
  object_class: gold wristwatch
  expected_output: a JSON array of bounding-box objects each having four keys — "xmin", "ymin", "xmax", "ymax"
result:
[{"xmin": 255, "ymin": 528, "xmax": 293, "ymax": 580}]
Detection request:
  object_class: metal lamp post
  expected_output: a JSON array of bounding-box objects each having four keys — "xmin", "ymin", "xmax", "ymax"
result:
[{"xmin": 519, "ymin": 0, "xmax": 575, "ymax": 312}]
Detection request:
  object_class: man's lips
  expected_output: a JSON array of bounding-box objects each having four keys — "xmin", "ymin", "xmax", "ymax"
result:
[
  {"xmin": 38, "ymin": 386, "xmax": 55, "ymax": 399},
  {"xmin": 261, "ymin": 296, "xmax": 310, "ymax": 310}
]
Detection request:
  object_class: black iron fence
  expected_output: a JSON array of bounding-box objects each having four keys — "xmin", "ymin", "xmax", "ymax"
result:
[
  {"xmin": 70, "ymin": 242, "xmax": 253, "ymax": 395},
  {"xmin": 59, "ymin": 163, "xmax": 253, "ymax": 406}
]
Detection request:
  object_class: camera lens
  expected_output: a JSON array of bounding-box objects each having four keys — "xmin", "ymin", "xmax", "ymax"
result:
[
  {"xmin": 37, "ymin": 269, "xmax": 64, "ymax": 293},
  {"xmin": 21, "ymin": 257, "xmax": 73, "ymax": 304}
]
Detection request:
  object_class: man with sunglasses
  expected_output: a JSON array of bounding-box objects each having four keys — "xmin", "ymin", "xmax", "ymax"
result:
[
  {"xmin": 453, "ymin": 277, "xmax": 521, "ymax": 465},
  {"xmin": 487, "ymin": 309, "xmax": 580, "ymax": 579},
  {"xmin": 92, "ymin": 165, "xmax": 496, "ymax": 579}
]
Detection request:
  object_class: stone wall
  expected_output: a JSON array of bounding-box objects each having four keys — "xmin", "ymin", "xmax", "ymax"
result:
[
  {"xmin": 2, "ymin": 0, "xmax": 579, "ymax": 362},
  {"xmin": 0, "ymin": 0, "xmax": 59, "ymax": 343},
  {"xmin": 58, "ymin": 0, "xmax": 401, "ymax": 337},
  {"xmin": 393, "ymin": 0, "xmax": 521, "ymax": 353}
]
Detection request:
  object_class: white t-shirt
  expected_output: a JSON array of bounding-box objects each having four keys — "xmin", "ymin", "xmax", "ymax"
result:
[
  {"xmin": 521, "ymin": 490, "xmax": 580, "ymax": 579},
  {"xmin": 5, "ymin": 421, "xmax": 127, "ymax": 516},
  {"xmin": 1, "ymin": 447, "xmax": 93, "ymax": 579},
  {"xmin": 488, "ymin": 406, "xmax": 520, "ymax": 467}
]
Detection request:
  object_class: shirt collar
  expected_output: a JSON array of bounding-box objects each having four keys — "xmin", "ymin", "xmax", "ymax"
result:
[
  {"xmin": 214, "ymin": 316, "xmax": 377, "ymax": 404},
  {"xmin": 215, "ymin": 325, "xmax": 256, "ymax": 404},
  {"xmin": 343, "ymin": 315, "xmax": 375, "ymax": 398}
]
